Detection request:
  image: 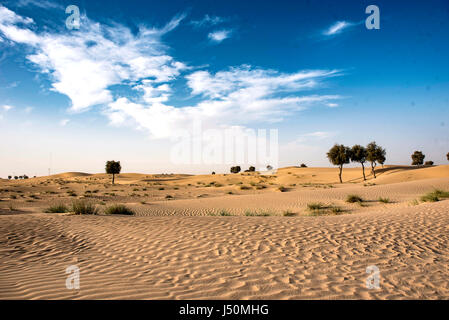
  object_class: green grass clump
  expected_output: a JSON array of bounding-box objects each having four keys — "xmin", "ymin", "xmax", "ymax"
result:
[
  {"xmin": 420, "ymin": 190, "xmax": 449, "ymax": 202},
  {"xmin": 244, "ymin": 210, "xmax": 272, "ymax": 216},
  {"xmin": 346, "ymin": 194, "xmax": 364, "ymax": 203},
  {"xmin": 307, "ymin": 202, "xmax": 325, "ymax": 210},
  {"xmin": 45, "ymin": 204, "xmax": 69, "ymax": 213},
  {"xmin": 378, "ymin": 197, "xmax": 391, "ymax": 203},
  {"xmin": 283, "ymin": 210, "xmax": 296, "ymax": 217},
  {"xmin": 72, "ymin": 201, "xmax": 99, "ymax": 215},
  {"xmin": 105, "ymin": 204, "xmax": 134, "ymax": 215},
  {"xmin": 219, "ymin": 209, "xmax": 232, "ymax": 216}
]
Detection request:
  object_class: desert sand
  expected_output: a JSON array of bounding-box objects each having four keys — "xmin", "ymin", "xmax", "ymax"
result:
[{"xmin": 0, "ymin": 165, "xmax": 448, "ymax": 299}]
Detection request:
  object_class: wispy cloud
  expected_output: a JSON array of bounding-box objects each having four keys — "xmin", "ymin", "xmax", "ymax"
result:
[
  {"xmin": 1, "ymin": 104, "xmax": 14, "ymax": 111},
  {"xmin": 0, "ymin": 5, "xmax": 187, "ymax": 111},
  {"xmin": 15, "ymin": 0, "xmax": 64, "ymax": 10},
  {"xmin": 59, "ymin": 119, "xmax": 70, "ymax": 126},
  {"xmin": 208, "ymin": 29, "xmax": 231, "ymax": 43},
  {"xmin": 323, "ymin": 21, "xmax": 355, "ymax": 36},
  {"xmin": 191, "ymin": 14, "xmax": 226, "ymax": 28}
]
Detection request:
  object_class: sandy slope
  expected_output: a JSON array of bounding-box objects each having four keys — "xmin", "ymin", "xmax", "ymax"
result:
[{"xmin": 0, "ymin": 165, "xmax": 448, "ymax": 299}]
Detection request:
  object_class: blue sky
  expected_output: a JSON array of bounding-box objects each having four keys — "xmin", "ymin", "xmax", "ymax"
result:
[{"xmin": 0, "ymin": 0, "xmax": 448, "ymax": 176}]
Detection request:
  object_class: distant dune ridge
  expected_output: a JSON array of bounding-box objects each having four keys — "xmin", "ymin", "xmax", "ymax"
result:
[{"xmin": 0, "ymin": 165, "xmax": 448, "ymax": 299}]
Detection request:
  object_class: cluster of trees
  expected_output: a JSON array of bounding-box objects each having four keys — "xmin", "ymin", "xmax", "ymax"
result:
[
  {"xmin": 327, "ymin": 142, "xmax": 386, "ymax": 183},
  {"xmin": 7, "ymin": 175, "xmax": 29, "ymax": 180},
  {"xmin": 230, "ymin": 166, "xmax": 257, "ymax": 174},
  {"xmin": 411, "ymin": 151, "xmax": 436, "ymax": 166}
]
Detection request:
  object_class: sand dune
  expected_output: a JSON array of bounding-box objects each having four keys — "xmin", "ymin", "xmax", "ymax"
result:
[{"xmin": 0, "ymin": 165, "xmax": 448, "ymax": 299}]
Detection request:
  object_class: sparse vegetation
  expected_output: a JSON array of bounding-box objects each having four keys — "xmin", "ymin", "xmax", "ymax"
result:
[
  {"xmin": 245, "ymin": 210, "xmax": 272, "ymax": 216},
  {"xmin": 307, "ymin": 202, "xmax": 325, "ymax": 210},
  {"xmin": 277, "ymin": 186, "xmax": 287, "ymax": 192},
  {"xmin": 420, "ymin": 190, "xmax": 449, "ymax": 202},
  {"xmin": 346, "ymin": 194, "xmax": 364, "ymax": 203},
  {"xmin": 300, "ymin": 163, "xmax": 307, "ymax": 168},
  {"xmin": 72, "ymin": 201, "xmax": 99, "ymax": 215},
  {"xmin": 283, "ymin": 210, "xmax": 296, "ymax": 216},
  {"xmin": 45, "ymin": 204, "xmax": 69, "ymax": 213},
  {"xmin": 378, "ymin": 197, "xmax": 391, "ymax": 203},
  {"xmin": 424, "ymin": 161, "xmax": 434, "ymax": 166},
  {"xmin": 105, "ymin": 204, "xmax": 134, "ymax": 215}
]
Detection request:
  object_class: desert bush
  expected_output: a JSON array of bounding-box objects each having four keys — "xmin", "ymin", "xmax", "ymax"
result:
[
  {"xmin": 105, "ymin": 204, "xmax": 134, "ymax": 215},
  {"xmin": 278, "ymin": 186, "xmax": 287, "ymax": 192},
  {"xmin": 240, "ymin": 185, "xmax": 251, "ymax": 190},
  {"xmin": 230, "ymin": 166, "xmax": 241, "ymax": 174},
  {"xmin": 245, "ymin": 210, "xmax": 272, "ymax": 216},
  {"xmin": 283, "ymin": 210, "xmax": 296, "ymax": 216},
  {"xmin": 420, "ymin": 190, "xmax": 449, "ymax": 202},
  {"xmin": 424, "ymin": 161, "xmax": 434, "ymax": 166},
  {"xmin": 307, "ymin": 202, "xmax": 325, "ymax": 210},
  {"xmin": 411, "ymin": 151, "xmax": 425, "ymax": 166},
  {"xmin": 219, "ymin": 210, "xmax": 232, "ymax": 216},
  {"xmin": 72, "ymin": 201, "xmax": 99, "ymax": 215},
  {"xmin": 300, "ymin": 163, "xmax": 307, "ymax": 168},
  {"xmin": 346, "ymin": 194, "xmax": 364, "ymax": 203},
  {"xmin": 248, "ymin": 166, "xmax": 256, "ymax": 172},
  {"xmin": 378, "ymin": 197, "xmax": 391, "ymax": 203},
  {"xmin": 45, "ymin": 204, "xmax": 69, "ymax": 213}
]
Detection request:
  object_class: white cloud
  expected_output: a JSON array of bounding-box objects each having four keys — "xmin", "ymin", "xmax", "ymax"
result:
[
  {"xmin": 191, "ymin": 15, "xmax": 225, "ymax": 28},
  {"xmin": 323, "ymin": 21, "xmax": 355, "ymax": 36},
  {"xmin": 208, "ymin": 29, "xmax": 231, "ymax": 43},
  {"xmin": 15, "ymin": 0, "xmax": 64, "ymax": 10},
  {"xmin": 106, "ymin": 66, "xmax": 343, "ymax": 139},
  {"xmin": 1, "ymin": 5, "xmax": 344, "ymax": 141},
  {"xmin": 1, "ymin": 104, "xmax": 14, "ymax": 111},
  {"xmin": 59, "ymin": 119, "xmax": 70, "ymax": 126},
  {"xmin": 0, "ymin": 5, "xmax": 187, "ymax": 112},
  {"xmin": 326, "ymin": 103, "xmax": 338, "ymax": 107}
]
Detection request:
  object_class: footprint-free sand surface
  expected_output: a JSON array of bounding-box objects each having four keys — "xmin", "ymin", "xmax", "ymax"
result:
[{"xmin": 1, "ymin": 165, "xmax": 448, "ymax": 299}]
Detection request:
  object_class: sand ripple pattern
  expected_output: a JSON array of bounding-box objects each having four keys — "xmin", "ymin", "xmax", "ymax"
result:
[{"xmin": 1, "ymin": 199, "xmax": 449, "ymax": 299}]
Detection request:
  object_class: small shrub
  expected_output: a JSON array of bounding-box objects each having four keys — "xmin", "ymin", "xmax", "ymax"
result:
[
  {"xmin": 105, "ymin": 204, "xmax": 134, "ymax": 215},
  {"xmin": 165, "ymin": 195, "xmax": 173, "ymax": 199},
  {"xmin": 278, "ymin": 186, "xmax": 287, "ymax": 192},
  {"xmin": 219, "ymin": 210, "xmax": 232, "ymax": 216},
  {"xmin": 346, "ymin": 194, "xmax": 363, "ymax": 203},
  {"xmin": 307, "ymin": 202, "xmax": 325, "ymax": 210},
  {"xmin": 240, "ymin": 185, "xmax": 251, "ymax": 190},
  {"xmin": 45, "ymin": 204, "xmax": 69, "ymax": 213},
  {"xmin": 283, "ymin": 210, "xmax": 296, "ymax": 217},
  {"xmin": 420, "ymin": 189, "xmax": 449, "ymax": 202},
  {"xmin": 72, "ymin": 201, "xmax": 99, "ymax": 215},
  {"xmin": 158, "ymin": 187, "xmax": 165, "ymax": 190},
  {"xmin": 300, "ymin": 163, "xmax": 307, "ymax": 168},
  {"xmin": 378, "ymin": 197, "xmax": 391, "ymax": 203}
]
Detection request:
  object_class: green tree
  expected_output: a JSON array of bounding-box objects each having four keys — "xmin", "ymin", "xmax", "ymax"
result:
[
  {"xmin": 327, "ymin": 144, "xmax": 351, "ymax": 183},
  {"xmin": 248, "ymin": 166, "xmax": 255, "ymax": 172},
  {"xmin": 411, "ymin": 151, "xmax": 425, "ymax": 166},
  {"xmin": 230, "ymin": 166, "xmax": 241, "ymax": 174},
  {"xmin": 105, "ymin": 160, "xmax": 121, "ymax": 184},
  {"xmin": 8, "ymin": 175, "xmax": 11, "ymax": 180},
  {"xmin": 350, "ymin": 145, "xmax": 367, "ymax": 181},
  {"xmin": 366, "ymin": 142, "xmax": 386, "ymax": 179}
]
